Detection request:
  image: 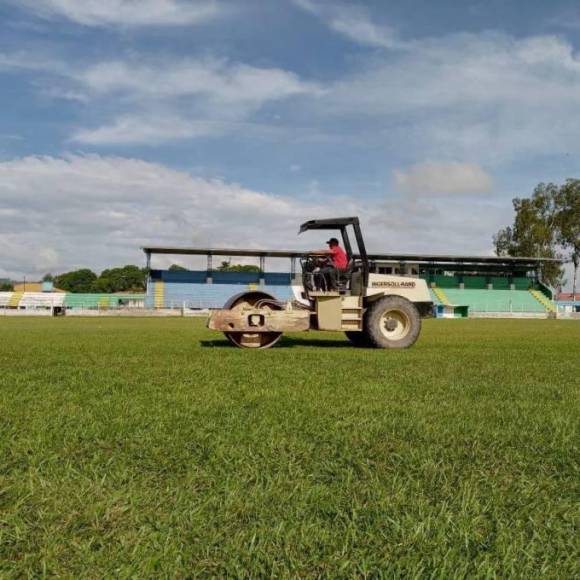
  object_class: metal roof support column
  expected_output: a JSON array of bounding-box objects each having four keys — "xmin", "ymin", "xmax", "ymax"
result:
[
  {"xmin": 207, "ymin": 254, "xmax": 213, "ymax": 285},
  {"xmin": 259, "ymin": 256, "xmax": 266, "ymax": 287}
]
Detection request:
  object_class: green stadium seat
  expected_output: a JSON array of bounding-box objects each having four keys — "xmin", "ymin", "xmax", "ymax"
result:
[{"xmin": 444, "ymin": 289, "xmax": 546, "ymax": 313}]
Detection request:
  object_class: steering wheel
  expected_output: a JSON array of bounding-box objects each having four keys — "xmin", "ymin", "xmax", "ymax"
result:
[{"xmin": 301, "ymin": 254, "xmax": 331, "ymax": 271}]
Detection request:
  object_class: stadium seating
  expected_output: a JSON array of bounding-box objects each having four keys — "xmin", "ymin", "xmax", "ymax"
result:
[
  {"xmin": 141, "ymin": 268, "xmax": 550, "ymax": 314},
  {"xmin": 18, "ymin": 292, "xmax": 66, "ymax": 309},
  {"xmin": 65, "ymin": 294, "xmax": 108, "ymax": 308},
  {"xmin": 147, "ymin": 283, "xmax": 293, "ymax": 309},
  {"xmin": 427, "ymin": 275, "xmax": 533, "ymax": 291},
  {"xmin": 64, "ymin": 294, "xmax": 145, "ymax": 309},
  {"xmin": 432, "ymin": 287, "xmax": 450, "ymax": 305},
  {"xmin": 432, "ymin": 275, "xmax": 458, "ymax": 288},
  {"xmin": 143, "ymin": 269, "xmax": 550, "ymax": 314},
  {"xmin": 514, "ymin": 277, "xmax": 533, "ymax": 290},
  {"xmin": 429, "ymin": 289, "xmax": 442, "ymax": 306},
  {"xmin": 212, "ymin": 271, "xmax": 260, "ymax": 285},
  {"xmin": 7, "ymin": 292, "xmax": 23, "ymax": 307},
  {"xmin": 491, "ymin": 277, "xmax": 511, "ymax": 290},
  {"xmin": 0, "ymin": 292, "xmax": 13, "ymax": 307},
  {"xmin": 444, "ymin": 289, "xmax": 548, "ymax": 313},
  {"xmin": 529, "ymin": 289, "xmax": 556, "ymax": 313},
  {"xmin": 462, "ymin": 276, "xmax": 489, "ymax": 289}
]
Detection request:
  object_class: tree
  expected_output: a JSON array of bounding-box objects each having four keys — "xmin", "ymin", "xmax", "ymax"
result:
[
  {"xmin": 42, "ymin": 273, "xmax": 54, "ymax": 282},
  {"xmin": 494, "ymin": 183, "xmax": 564, "ymax": 287},
  {"xmin": 0, "ymin": 281, "xmax": 13, "ymax": 291},
  {"xmin": 555, "ymin": 180, "xmax": 580, "ymax": 299},
  {"xmin": 169, "ymin": 264, "xmax": 187, "ymax": 271},
  {"xmin": 53, "ymin": 265, "xmax": 147, "ymax": 293},
  {"xmin": 95, "ymin": 265, "xmax": 147, "ymax": 292},
  {"xmin": 216, "ymin": 261, "xmax": 260, "ymax": 272},
  {"xmin": 54, "ymin": 269, "xmax": 98, "ymax": 293}
]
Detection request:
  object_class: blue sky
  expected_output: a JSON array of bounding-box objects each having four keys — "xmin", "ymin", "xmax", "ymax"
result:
[{"xmin": 0, "ymin": 0, "xmax": 579, "ymax": 283}]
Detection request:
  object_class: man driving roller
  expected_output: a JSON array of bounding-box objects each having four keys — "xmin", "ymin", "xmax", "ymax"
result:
[{"xmin": 313, "ymin": 237, "xmax": 348, "ymax": 290}]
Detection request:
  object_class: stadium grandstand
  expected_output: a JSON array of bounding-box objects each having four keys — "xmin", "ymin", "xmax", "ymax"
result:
[
  {"xmin": 142, "ymin": 246, "xmax": 557, "ymax": 318},
  {"xmin": 0, "ymin": 286, "xmax": 145, "ymax": 314},
  {"xmin": 555, "ymin": 293, "xmax": 580, "ymax": 315},
  {"xmin": 0, "ymin": 249, "xmax": 560, "ymax": 317}
]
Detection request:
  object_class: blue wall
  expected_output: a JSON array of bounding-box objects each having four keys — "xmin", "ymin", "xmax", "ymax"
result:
[
  {"xmin": 146, "ymin": 274, "xmax": 293, "ymax": 309},
  {"xmin": 149, "ymin": 269, "xmax": 291, "ymax": 285}
]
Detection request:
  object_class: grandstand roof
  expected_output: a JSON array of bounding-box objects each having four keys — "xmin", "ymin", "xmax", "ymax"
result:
[
  {"xmin": 556, "ymin": 293, "xmax": 580, "ymax": 302},
  {"xmin": 144, "ymin": 246, "xmax": 305, "ymax": 259},
  {"xmin": 143, "ymin": 246, "xmax": 557, "ymax": 267}
]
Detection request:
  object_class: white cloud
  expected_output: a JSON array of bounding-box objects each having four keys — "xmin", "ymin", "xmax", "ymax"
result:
[
  {"xmin": 71, "ymin": 115, "xmax": 220, "ymax": 145},
  {"xmin": 394, "ymin": 162, "xmax": 493, "ymax": 196},
  {"xmin": 293, "ymin": 0, "xmax": 398, "ymax": 48},
  {"xmin": 59, "ymin": 28, "xmax": 580, "ymax": 157},
  {"xmin": 0, "ymin": 155, "xmax": 338, "ymax": 277},
  {"xmin": 330, "ymin": 34, "xmax": 580, "ymax": 113},
  {"xmin": 319, "ymin": 32, "xmax": 580, "ymax": 163},
  {"xmin": 0, "ymin": 52, "xmax": 68, "ymax": 75},
  {"xmin": 11, "ymin": 27, "xmax": 580, "ymax": 162},
  {"xmin": 0, "ymin": 155, "xmax": 509, "ymax": 278},
  {"xmin": 13, "ymin": 0, "xmax": 221, "ymax": 28},
  {"xmin": 0, "ymin": 52, "xmax": 322, "ymax": 145},
  {"xmin": 367, "ymin": 195, "xmax": 507, "ymax": 257},
  {"xmin": 69, "ymin": 59, "xmax": 321, "ymax": 144},
  {"xmin": 78, "ymin": 59, "xmax": 321, "ymax": 104},
  {"xmin": 329, "ymin": 12, "xmax": 397, "ymax": 49}
]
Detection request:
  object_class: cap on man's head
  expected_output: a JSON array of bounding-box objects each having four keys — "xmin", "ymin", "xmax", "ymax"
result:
[{"xmin": 326, "ymin": 237, "xmax": 339, "ymax": 245}]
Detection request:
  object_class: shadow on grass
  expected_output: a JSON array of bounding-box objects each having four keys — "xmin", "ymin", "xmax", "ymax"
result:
[{"xmin": 200, "ymin": 336, "xmax": 354, "ymax": 349}]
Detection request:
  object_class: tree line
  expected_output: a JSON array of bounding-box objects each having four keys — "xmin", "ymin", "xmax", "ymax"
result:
[
  {"xmin": 0, "ymin": 261, "xmax": 260, "ymax": 294},
  {"xmin": 51, "ymin": 265, "xmax": 147, "ymax": 293},
  {"xmin": 52, "ymin": 261, "xmax": 259, "ymax": 292},
  {"xmin": 494, "ymin": 179, "xmax": 579, "ymax": 294}
]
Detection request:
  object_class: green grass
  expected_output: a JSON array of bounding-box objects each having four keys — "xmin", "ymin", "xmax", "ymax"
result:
[{"xmin": 0, "ymin": 318, "xmax": 578, "ymax": 578}]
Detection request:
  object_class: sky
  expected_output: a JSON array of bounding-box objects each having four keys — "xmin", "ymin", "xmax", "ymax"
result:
[{"xmin": 0, "ymin": 0, "xmax": 579, "ymax": 282}]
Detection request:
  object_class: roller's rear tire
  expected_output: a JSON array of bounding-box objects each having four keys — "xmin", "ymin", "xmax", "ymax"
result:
[{"xmin": 366, "ymin": 296, "xmax": 421, "ymax": 349}]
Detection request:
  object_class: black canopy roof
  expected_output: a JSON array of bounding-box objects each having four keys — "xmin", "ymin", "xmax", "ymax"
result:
[
  {"xmin": 299, "ymin": 217, "xmax": 359, "ymax": 233},
  {"xmin": 142, "ymin": 245, "xmax": 556, "ymax": 267}
]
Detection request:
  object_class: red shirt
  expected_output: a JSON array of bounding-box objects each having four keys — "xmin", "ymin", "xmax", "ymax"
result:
[{"xmin": 330, "ymin": 245, "xmax": 348, "ymax": 270}]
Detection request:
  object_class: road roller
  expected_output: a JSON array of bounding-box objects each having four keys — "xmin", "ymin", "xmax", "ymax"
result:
[{"xmin": 207, "ymin": 217, "xmax": 433, "ymax": 349}]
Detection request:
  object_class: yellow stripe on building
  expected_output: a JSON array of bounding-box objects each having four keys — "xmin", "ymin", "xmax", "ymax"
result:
[
  {"xmin": 432, "ymin": 287, "xmax": 451, "ymax": 306},
  {"xmin": 7, "ymin": 291, "xmax": 23, "ymax": 307},
  {"xmin": 154, "ymin": 281, "xmax": 165, "ymax": 308},
  {"xmin": 529, "ymin": 288, "xmax": 556, "ymax": 313}
]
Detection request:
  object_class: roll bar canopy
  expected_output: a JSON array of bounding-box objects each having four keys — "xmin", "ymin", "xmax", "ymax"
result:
[
  {"xmin": 299, "ymin": 217, "xmax": 363, "ymax": 232},
  {"xmin": 299, "ymin": 216, "xmax": 370, "ymax": 286}
]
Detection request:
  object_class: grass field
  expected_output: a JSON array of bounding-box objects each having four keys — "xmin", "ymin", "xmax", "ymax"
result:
[{"xmin": 0, "ymin": 317, "xmax": 578, "ymax": 577}]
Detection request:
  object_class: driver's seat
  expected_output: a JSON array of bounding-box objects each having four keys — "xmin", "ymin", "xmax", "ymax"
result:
[{"xmin": 336, "ymin": 258, "xmax": 355, "ymax": 292}]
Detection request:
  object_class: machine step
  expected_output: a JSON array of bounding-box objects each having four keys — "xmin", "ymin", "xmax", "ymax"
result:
[
  {"xmin": 340, "ymin": 296, "xmax": 363, "ymax": 329},
  {"xmin": 341, "ymin": 312, "xmax": 362, "ymax": 321}
]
